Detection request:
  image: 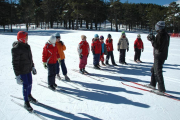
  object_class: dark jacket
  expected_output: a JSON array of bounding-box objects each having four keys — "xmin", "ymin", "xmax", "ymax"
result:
[
  {"xmin": 11, "ymin": 41, "xmax": 34, "ymax": 76},
  {"xmin": 151, "ymin": 29, "xmax": 170, "ymax": 60}
]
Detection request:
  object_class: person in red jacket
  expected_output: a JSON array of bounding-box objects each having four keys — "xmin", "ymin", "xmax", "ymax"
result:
[
  {"xmin": 77, "ymin": 35, "xmax": 90, "ymax": 74},
  {"xmin": 91, "ymin": 34, "xmax": 102, "ymax": 69},
  {"xmin": 42, "ymin": 35, "xmax": 60, "ymax": 91},
  {"xmin": 105, "ymin": 34, "xmax": 117, "ymax": 66},
  {"xmin": 134, "ymin": 34, "xmax": 144, "ymax": 62}
]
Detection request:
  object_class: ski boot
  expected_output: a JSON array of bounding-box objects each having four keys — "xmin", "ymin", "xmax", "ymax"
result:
[
  {"xmin": 53, "ymin": 83, "xmax": 57, "ymax": 88},
  {"xmin": 48, "ymin": 85, "xmax": 56, "ymax": 91},
  {"xmin": 28, "ymin": 94, "xmax": 38, "ymax": 104},
  {"xmin": 101, "ymin": 61, "xmax": 106, "ymax": 66},
  {"xmin": 144, "ymin": 84, "xmax": 155, "ymax": 89},
  {"xmin": 56, "ymin": 74, "xmax": 61, "ymax": 80},
  {"xmin": 83, "ymin": 68, "xmax": 89, "ymax": 74},
  {"xmin": 65, "ymin": 75, "xmax": 70, "ymax": 81},
  {"xmin": 24, "ymin": 101, "xmax": 33, "ymax": 112},
  {"xmin": 79, "ymin": 69, "xmax": 84, "ymax": 74}
]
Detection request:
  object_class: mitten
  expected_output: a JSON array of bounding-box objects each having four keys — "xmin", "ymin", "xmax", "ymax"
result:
[
  {"xmin": 32, "ymin": 67, "xmax": 37, "ymax": 75},
  {"xmin": 58, "ymin": 58, "xmax": 61, "ymax": 65},
  {"xmin": 16, "ymin": 75, "xmax": 23, "ymax": 85},
  {"xmin": 43, "ymin": 62, "xmax": 47, "ymax": 69}
]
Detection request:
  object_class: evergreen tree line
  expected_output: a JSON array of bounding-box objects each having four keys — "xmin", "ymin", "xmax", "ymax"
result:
[{"xmin": 0, "ymin": 0, "xmax": 179, "ymax": 32}]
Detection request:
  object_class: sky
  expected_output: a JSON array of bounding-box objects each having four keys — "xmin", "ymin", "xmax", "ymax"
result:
[{"xmin": 106, "ymin": 0, "xmax": 180, "ymax": 6}]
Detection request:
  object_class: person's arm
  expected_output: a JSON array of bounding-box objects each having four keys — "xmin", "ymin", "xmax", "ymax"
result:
[{"xmin": 12, "ymin": 48, "xmax": 21, "ymax": 76}]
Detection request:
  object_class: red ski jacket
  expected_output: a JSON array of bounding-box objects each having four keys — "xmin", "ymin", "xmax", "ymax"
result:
[
  {"xmin": 42, "ymin": 43, "xmax": 60, "ymax": 64},
  {"xmin": 77, "ymin": 40, "xmax": 90, "ymax": 56},
  {"xmin": 91, "ymin": 39, "xmax": 101, "ymax": 54},
  {"xmin": 105, "ymin": 38, "xmax": 114, "ymax": 52},
  {"xmin": 134, "ymin": 38, "xmax": 144, "ymax": 49}
]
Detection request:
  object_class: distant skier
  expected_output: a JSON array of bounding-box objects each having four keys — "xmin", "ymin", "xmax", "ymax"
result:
[
  {"xmin": 105, "ymin": 34, "xmax": 117, "ymax": 66},
  {"xmin": 134, "ymin": 34, "xmax": 144, "ymax": 63},
  {"xmin": 146, "ymin": 21, "xmax": 170, "ymax": 94},
  {"xmin": 11, "ymin": 31, "xmax": 37, "ymax": 112},
  {"xmin": 117, "ymin": 31, "xmax": 129, "ymax": 65},
  {"xmin": 99, "ymin": 35, "xmax": 107, "ymax": 66},
  {"xmin": 91, "ymin": 34, "xmax": 102, "ymax": 69},
  {"xmin": 77, "ymin": 35, "xmax": 90, "ymax": 74},
  {"xmin": 42, "ymin": 35, "xmax": 60, "ymax": 91},
  {"xmin": 55, "ymin": 33, "xmax": 70, "ymax": 81}
]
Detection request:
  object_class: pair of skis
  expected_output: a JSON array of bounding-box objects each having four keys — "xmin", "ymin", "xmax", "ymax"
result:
[{"xmin": 120, "ymin": 77, "xmax": 180, "ymax": 101}]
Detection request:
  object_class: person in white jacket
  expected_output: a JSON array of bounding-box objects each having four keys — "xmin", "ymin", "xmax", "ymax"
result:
[{"xmin": 117, "ymin": 31, "xmax": 129, "ymax": 65}]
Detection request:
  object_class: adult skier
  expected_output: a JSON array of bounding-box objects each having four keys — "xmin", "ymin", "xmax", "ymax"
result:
[
  {"xmin": 146, "ymin": 21, "xmax": 170, "ymax": 94},
  {"xmin": 11, "ymin": 31, "xmax": 37, "ymax": 112}
]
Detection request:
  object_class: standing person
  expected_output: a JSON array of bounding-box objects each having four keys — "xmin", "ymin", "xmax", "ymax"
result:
[
  {"xmin": 134, "ymin": 34, "xmax": 144, "ymax": 63},
  {"xmin": 55, "ymin": 33, "xmax": 70, "ymax": 81},
  {"xmin": 117, "ymin": 31, "xmax": 129, "ymax": 65},
  {"xmin": 146, "ymin": 21, "xmax": 170, "ymax": 94},
  {"xmin": 99, "ymin": 35, "xmax": 107, "ymax": 66},
  {"xmin": 77, "ymin": 35, "xmax": 90, "ymax": 74},
  {"xmin": 105, "ymin": 34, "xmax": 117, "ymax": 66},
  {"xmin": 91, "ymin": 34, "xmax": 101, "ymax": 69},
  {"xmin": 11, "ymin": 31, "xmax": 37, "ymax": 112},
  {"xmin": 42, "ymin": 35, "xmax": 60, "ymax": 91}
]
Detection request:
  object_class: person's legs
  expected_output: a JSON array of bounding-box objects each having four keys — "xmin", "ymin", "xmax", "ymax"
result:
[{"xmin": 60, "ymin": 59, "xmax": 67, "ymax": 76}]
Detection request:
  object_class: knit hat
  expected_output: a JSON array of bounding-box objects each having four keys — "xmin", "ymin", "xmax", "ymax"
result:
[
  {"xmin": 94, "ymin": 34, "xmax": 99, "ymax": 38},
  {"xmin": 54, "ymin": 32, "xmax": 60, "ymax": 38},
  {"xmin": 122, "ymin": 31, "xmax": 125, "ymax": 36},
  {"xmin": 49, "ymin": 35, "xmax": 56, "ymax": 47},
  {"xmin": 81, "ymin": 35, "xmax": 86, "ymax": 40},
  {"xmin": 100, "ymin": 35, "xmax": 104, "ymax": 40},
  {"xmin": 17, "ymin": 31, "xmax": 28, "ymax": 43},
  {"xmin": 155, "ymin": 21, "xmax": 165, "ymax": 31},
  {"xmin": 107, "ymin": 34, "xmax": 111, "ymax": 38}
]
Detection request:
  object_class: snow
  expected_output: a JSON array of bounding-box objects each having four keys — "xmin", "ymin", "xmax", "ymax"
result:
[{"xmin": 0, "ymin": 25, "xmax": 180, "ymax": 120}]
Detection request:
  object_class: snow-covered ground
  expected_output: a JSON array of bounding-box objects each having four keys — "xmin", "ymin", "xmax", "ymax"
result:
[{"xmin": 0, "ymin": 26, "xmax": 180, "ymax": 120}]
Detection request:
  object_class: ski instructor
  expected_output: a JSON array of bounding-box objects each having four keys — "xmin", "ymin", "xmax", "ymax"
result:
[{"xmin": 146, "ymin": 21, "xmax": 170, "ymax": 94}]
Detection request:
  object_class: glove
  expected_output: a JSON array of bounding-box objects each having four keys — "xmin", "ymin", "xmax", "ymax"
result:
[
  {"xmin": 127, "ymin": 48, "xmax": 129, "ymax": 52},
  {"xmin": 142, "ymin": 49, "xmax": 144, "ymax": 52},
  {"xmin": 43, "ymin": 62, "xmax": 47, "ymax": 69},
  {"xmin": 58, "ymin": 58, "xmax": 61, "ymax": 65},
  {"xmin": 16, "ymin": 75, "xmax": 23, "ymax": 85},
  {"xmin": 80, "ymin": 54, "xmax": 83, "ymax": 59},
  {"xmin": 147, "ymin": 33, "xmax": 155, "ymax": 41},
  {"xmin": 118, "ymin": 49, "xmax": 120, "ymax": 51},
  {"xmin": 32, "ymin": 67, "xmax": 37, "ymax": 75},
  {"xmin": 60, "ymin": 41, "xmax": 64, "ymax": 45}
]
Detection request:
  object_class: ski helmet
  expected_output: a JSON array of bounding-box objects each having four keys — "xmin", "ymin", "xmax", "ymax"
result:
[
  {"xmin": 94, "ymin": 34, "xmax": 99, "ymax": 38},
  {"xmin": 54, "ymin": 32, "xmax": 60, "ymax": 38},
  {"xmin": 17, "ymin": 31, "xmax": 28, "ymax": 43},
  {"xmin": 155, "ymin": 21, "xmax": 165, "ymax": 31},
  {"xmin": 107, "ymin": 34, "xmax": 111, "ymax": 38},
  {"xmin": 49, "ymin": 35, "xmax": 56, "ymax": 47},
  {"xmin": 100, "ymin": 35, "xmax": 104, "ymax": 40}
]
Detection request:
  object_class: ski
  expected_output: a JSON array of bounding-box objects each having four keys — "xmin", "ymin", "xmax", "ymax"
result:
[
  {"xmin": 121, "ymin": 82, "xmax": 180, "ymax": 101},
  {"xmin": 120, "ymin": 77, "xmax": 178, "ymax": 98},
  {"xmin": 11, "ymin": 99, "xmax": 48, "ymax": 120},
  {"xmin": 72, "ymin": 69, "xmax": 102, "ymax": 81},
  {"xmin": 11, "ymin": 95, "xmax": 73, "ymax": 114},
  {"xmin": 38, "ymin": 83, "xmax": 83, "ymax": 101}
]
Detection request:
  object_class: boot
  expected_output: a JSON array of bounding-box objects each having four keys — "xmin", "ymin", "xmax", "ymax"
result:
[
  {"xmin": 144, "ymin": 84, "xmax": 155, "ymax": 89},
  {"xmin": 53, "ymin": 83, "xmax": 57, "ymax": 88},
  {"xmin": 56, "ymin": 74, "xmax": 61, "ymax": 80},
  {"xmin": 48, "ymin": 85, "xmax": 56, "ymax": 91},
  {"xmin": 79, "ymin": 69, "xmax": 84, "ymax": 74},
  {"xmin": 65, "ymin": 75, "xmax": 70, "ymax": 81},
  {"xmin": 83, "ymin": 68, "xmax": 89, "ymax": 74},
  {"xmin": 28, "ymin": 94, "xmax": 37, "ymax": 104},
  {"xmin": 101, "ymin": 61, "xmax": 106, "ymax": 66},
  {"xmin": 94, "ymin": 65, "xmax": 100, "ymax": 69},
  {"xmin": 24, "ymin": 101, "xmax": 33, "ymax": 112}
]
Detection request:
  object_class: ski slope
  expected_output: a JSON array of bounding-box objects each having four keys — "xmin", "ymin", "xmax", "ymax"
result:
[{"xmin": 0, "ymin": 27, "xmax": 180, "ymax": 120}]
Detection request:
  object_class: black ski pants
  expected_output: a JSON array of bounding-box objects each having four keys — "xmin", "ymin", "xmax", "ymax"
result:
[
  {"xmin": 106, "ymin": 51, "xmax": 115, "ymax": 64},
  {"xmin": 119, "ymin": 49, "xmax": 126, "ymax": 63},
  {"xmin": 150, "ymin": 58, "xmax": 166, "ymax": 92},
  {"xmin": 134, "ymin": 48, "xmax": 141, "ymax": 61},
  {"xmin": 47, "ymin": 63, "xmax": 56, "ymax": 86}
]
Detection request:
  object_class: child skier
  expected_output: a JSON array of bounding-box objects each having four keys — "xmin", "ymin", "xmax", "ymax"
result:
[
  {"xmin": 55, "ymin": 33, "xmax": 70, "ymax": 81},
  {"xmin": 42, "ymin": 35, "xmax": 60, "ymax": 91},
  {"xmin": 134, "ymin": 34, "xmax": 144, "ymax": 62},
  {"xmin": 11, "ymin": 31, "xmax": 37, "ymax": 112},
  {"xmin": 99, "ymin": 35, "xmax": 107, "ymax": 66},
  {"xmin": 105, "ymin": 34, "xmax": 117, "ymax": 66},
  {"xmin": 91, "ymin": 34, "xmax": 102, "ymax": 69},
  {"xmin": 77, "ymin": 35, "xmax": 90, "ymax": 74},
  {"xmin": 117, "ymin": 31, "xmax": 129, "ymax": 65}
]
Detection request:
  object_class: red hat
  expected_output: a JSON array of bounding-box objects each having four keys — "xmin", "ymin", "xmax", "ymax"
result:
[{"xmin": 17, "ymin": 31, "xmax": 28, "ymax": 43}]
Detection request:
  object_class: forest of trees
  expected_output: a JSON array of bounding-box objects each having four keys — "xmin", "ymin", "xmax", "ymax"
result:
[{"xmin": 0, "ymin": 0, "xmax": 180, "ymax": 32}]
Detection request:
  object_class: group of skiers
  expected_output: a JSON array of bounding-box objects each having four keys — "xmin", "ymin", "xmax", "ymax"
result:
[{"xmin": 11, "ymin": 20, "xmax": 170, "ymax": 112}]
